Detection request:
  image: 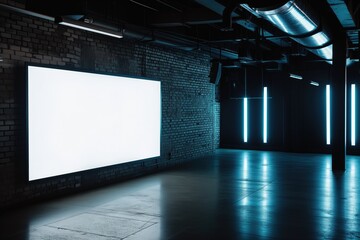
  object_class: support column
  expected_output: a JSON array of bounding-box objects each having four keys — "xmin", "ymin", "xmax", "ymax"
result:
[{"xmin": 331, "ymin": 31, "xmax": 347, "ymax": 171}]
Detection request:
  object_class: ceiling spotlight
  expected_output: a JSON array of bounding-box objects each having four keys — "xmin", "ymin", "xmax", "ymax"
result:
[
  {"xmin": 55, "ymin": 16, "xmax": 123, "ymax": 39},
  {"xmin": 289, "ymin": 73, "xmax": 303, "ymax": 80},
  {"xmin": 310, "ymin": 81, "xmax": 319, "ymax": 86}
]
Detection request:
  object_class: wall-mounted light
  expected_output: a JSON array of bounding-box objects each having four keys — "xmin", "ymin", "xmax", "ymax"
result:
[
  {"xmin": 263, "ymin": 87, "xmax": 268, "ymax": 144},
  {"xmin": 351, "ymin": 84, "xmax": 356, "ymax": 146},
  {"xmin": 310, "ymin": 81, "xmax": 319, "ymax": 86},
  {"xmin": 55, "ymin": 17, "xmax": 124, "ymax": 39},
  {"xmin": 289, "ymin": 73, "xmax": 303, "ymax": 80},
  {"xmin": 243, "ymin": 67, "xmax": 248, "ymax": 143},
  {"xmin": 244, "ymin": 97, "xmax": 248, "ymax": 143},
  {"xmin": 326, "ymin": 85, "xmax": 331, "ymax": 145}
]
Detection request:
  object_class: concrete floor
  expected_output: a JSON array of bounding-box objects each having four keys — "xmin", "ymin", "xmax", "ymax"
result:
[{"xmin": 1, "ymin": 149, "xmax": 360, "ymax": 239}]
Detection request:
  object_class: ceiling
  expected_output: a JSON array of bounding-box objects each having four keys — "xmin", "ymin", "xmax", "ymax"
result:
[{"xmin": 21, "ymin": 0, "xmax": 360, "ymax": 67}]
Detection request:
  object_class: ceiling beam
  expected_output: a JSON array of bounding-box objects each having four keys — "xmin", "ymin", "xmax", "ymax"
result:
[
  {"xmin": 327, "ymin": 0, "xmax": 358, "ymax": 45},
  {"xmin": 327, "ymin": 0, "xmax": 356, "ymax": 28},
  {"xmin": 149, "ymin": 7, "xmax": 223, "ymax": 27}
]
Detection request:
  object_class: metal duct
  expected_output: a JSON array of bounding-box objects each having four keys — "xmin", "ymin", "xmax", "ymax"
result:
[{"xmin": 246, "ymin": 0, "xmax": 333, "ymax": 60}]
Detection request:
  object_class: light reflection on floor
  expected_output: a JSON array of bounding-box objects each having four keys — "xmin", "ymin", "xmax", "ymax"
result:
[{"xmin": 1, "ymin": 149, "xmax": 360, "ymax": 239}]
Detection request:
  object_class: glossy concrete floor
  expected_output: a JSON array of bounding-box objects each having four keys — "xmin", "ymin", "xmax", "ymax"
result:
[{"xmin": 1, "ymin": 149, "xmax": 360, "ymax": 240}]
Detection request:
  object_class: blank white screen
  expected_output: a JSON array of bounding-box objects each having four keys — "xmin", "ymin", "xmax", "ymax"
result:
[{"xmin": 28, "ymin": 66, "xmax": 161, "ymax": 181}]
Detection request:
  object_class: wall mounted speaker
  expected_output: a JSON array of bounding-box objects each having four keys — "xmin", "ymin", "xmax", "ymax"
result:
[{"xmin": 209, "ymin": 62, "xmax": 222, "ymax": 85}]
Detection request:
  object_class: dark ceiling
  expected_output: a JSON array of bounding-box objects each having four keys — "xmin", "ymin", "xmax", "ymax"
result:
[{"xmin": 23, "ymin": 0, "xmax": 360, "ymax": 67}]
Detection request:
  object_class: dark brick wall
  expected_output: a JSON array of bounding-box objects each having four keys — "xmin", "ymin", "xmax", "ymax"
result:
[{"xmin": 0, "ymin": 2, "xmax": 220, "ymax": 208}]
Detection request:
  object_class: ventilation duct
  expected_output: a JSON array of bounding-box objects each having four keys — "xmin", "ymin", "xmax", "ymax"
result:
[{"xmin": 245, "ymin": 0, "xmax": 332, "ymax": 60}]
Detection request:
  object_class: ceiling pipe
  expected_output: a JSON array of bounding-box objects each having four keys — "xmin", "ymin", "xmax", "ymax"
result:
[
  {"xmin": 243, "ymin": 0, "xmax": 333, "ymax": 60},
  {"xmin": 222, "ymin": 0, "xmax": 248, "ymax": 31}
]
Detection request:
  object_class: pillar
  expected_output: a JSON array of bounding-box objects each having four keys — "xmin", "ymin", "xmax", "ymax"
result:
[{"xmin": 331, "ymin": 31, "xmax": 347, "ymax": 171}]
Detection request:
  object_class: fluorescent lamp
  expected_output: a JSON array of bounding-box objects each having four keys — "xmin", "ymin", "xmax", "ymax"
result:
[
  {"xmin": 310, "ymin": 81, "xmax": 319, "ymax": 86},
  {"xmin": 352, "ymin": 84, "xmax": 356, "ymax": 146},
  {"xmin": 326, "ymin": 85, "xmax": 330, "ymax": 145},
  {"xmin": 244, "ymin": 97, "xmax": 248, "ymax": 143},
  {"xmin": 289, "ymin": 73, "xmax": 303, "ymax": 80},
  {"xmin": 263, "ymin": 87, "xmax": 268, "ymax": 143},
  {"xmin": 56, "ymin": 17, "xmax": 123, "ymax": 39}
]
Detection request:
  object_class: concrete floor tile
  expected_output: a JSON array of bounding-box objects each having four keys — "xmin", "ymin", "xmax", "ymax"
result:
[{"xmin": 47, "ymin": 213, "xmax": 156, "ymax": 239}]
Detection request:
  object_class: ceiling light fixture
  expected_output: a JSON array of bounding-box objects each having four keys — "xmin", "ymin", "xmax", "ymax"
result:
[
  {"xmin": 289, "ymin": 73, "xmax": 303, "ymax": 80},
  {"xmin": 55, "ymin": 17, "xmax": 123, "ymax": 39},
  {"xmin": 310, "ymin": 81, "xmax": 319, "ymax": 86}
]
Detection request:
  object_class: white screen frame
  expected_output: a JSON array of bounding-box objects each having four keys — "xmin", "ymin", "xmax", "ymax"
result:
[{"xmin": 27, "ymin": 65, "xmax": 161, "ymax": 181}]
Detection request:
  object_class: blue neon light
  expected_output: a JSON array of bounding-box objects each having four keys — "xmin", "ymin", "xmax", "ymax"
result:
[
  {"xmin": 351, "ymin": 84, "xmax": 356, "ymax": 146},
  {"xmin": 326, "ymin": 85, "xmax": 330, "ymax": 145},
  {"xmin": 244, "ymin": 98, "xmax": 248, "ymax": 143},
  {"xmin": 263, "ymin": 87, "xmax": 268, "ymax": 143}
]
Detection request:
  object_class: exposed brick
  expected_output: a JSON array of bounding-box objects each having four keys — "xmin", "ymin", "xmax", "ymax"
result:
[{"xmin": 0, "ymin": 5, "xmax": 219, "ymax": 209}]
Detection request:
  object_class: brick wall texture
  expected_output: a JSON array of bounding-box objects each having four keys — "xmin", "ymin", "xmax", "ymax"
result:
[{"xmin": 0, "ymin": 1, "xmax": 220, "ymax": 208}]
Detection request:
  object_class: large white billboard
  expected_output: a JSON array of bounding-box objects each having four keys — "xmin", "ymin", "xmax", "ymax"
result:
[{"xmin": 27, "ymin": 65, "xmax": 161, "ymax": 181}]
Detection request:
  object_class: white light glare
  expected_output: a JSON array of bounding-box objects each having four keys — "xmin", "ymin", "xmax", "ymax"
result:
[
  {"xmin": 289, "ymin": 73, "xmax": 303, "ymax": 80},
  {"xmin": 351, "ymin": 84, "xmax": 356, "ymax": 146},
  {"xmin": 263, "ymin": 87, "xmax": 268, "ymax": 143},
  {"xmin": 310, "ymin": 81, "xmax": 319, "ymax": 86},
  {"xmin": 244, "ymin": 98, "xmax": 248, "ymax": 143},
  {"xmin": 311, "ymin": 32, "xmax": 330, "ymax": 46},
  {"xmin": 326, "ymin": 85, "xmax": 330, "ymax": 145}
]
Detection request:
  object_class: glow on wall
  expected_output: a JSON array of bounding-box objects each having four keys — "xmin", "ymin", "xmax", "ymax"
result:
[
  {"xmin": 263, "ymin": 87, "xmax": 268, "ymax": 143},
  {"xmin": 244, "ymin": 97, "xmax": 248, "ymax": 143},
  {"xmin": 326, "ymin": 84, "xmax": 330, "ymax": 145},
  {"xmin": 27, "ymin": 65, "xmax": 161, "ymax": 181},
  {"xmin": 351, "ymin": 84, "xmax": 356, "ymax": 146}
]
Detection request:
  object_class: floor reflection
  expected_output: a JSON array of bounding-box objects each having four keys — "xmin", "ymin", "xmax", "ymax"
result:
[
  {"xmin": 1, "ymin": 150, "xmax": 360, "ymax": 239},
  {"xmin": 345, "ymin": 158, "xmax": 359, "ymax": 238},
  {"xmin": 259, "ymin": 152, "xmax": 269, "ymax": 237},
  {"xmin": 348, "ymin": 161, "xmax": 358, "ymax": 234},
  {"xmin": 236, "ymin": 151, "xmax": 273, "ymax": 239},
  {"xmin": 318, "ymin": 156, "xmax": 360, "ymax": 239},
  {"xmin": 319, "ymin": 156, "xmax": 334, "ymax": 239}
]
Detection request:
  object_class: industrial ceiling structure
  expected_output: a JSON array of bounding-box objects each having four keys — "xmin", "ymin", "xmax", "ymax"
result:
[{"xmin": 3, "ymin": 0, "xmax": 360, "ymax": 68}]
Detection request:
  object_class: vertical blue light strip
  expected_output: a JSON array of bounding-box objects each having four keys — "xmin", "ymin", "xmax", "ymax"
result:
[
  {"xmin": 244, "ymin": 97, "xmax": 248, "ymax": 143},
  {"xmin": 351, "ymin": 84, "xmax": 356, "ymax": 146},
  {"xmin": 263, "ymin": 87, "xmax": 268, "ymax": 143},
  {"xmin": 326, "ymin": 85, "xmax": 330, "ymax": 145}
]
